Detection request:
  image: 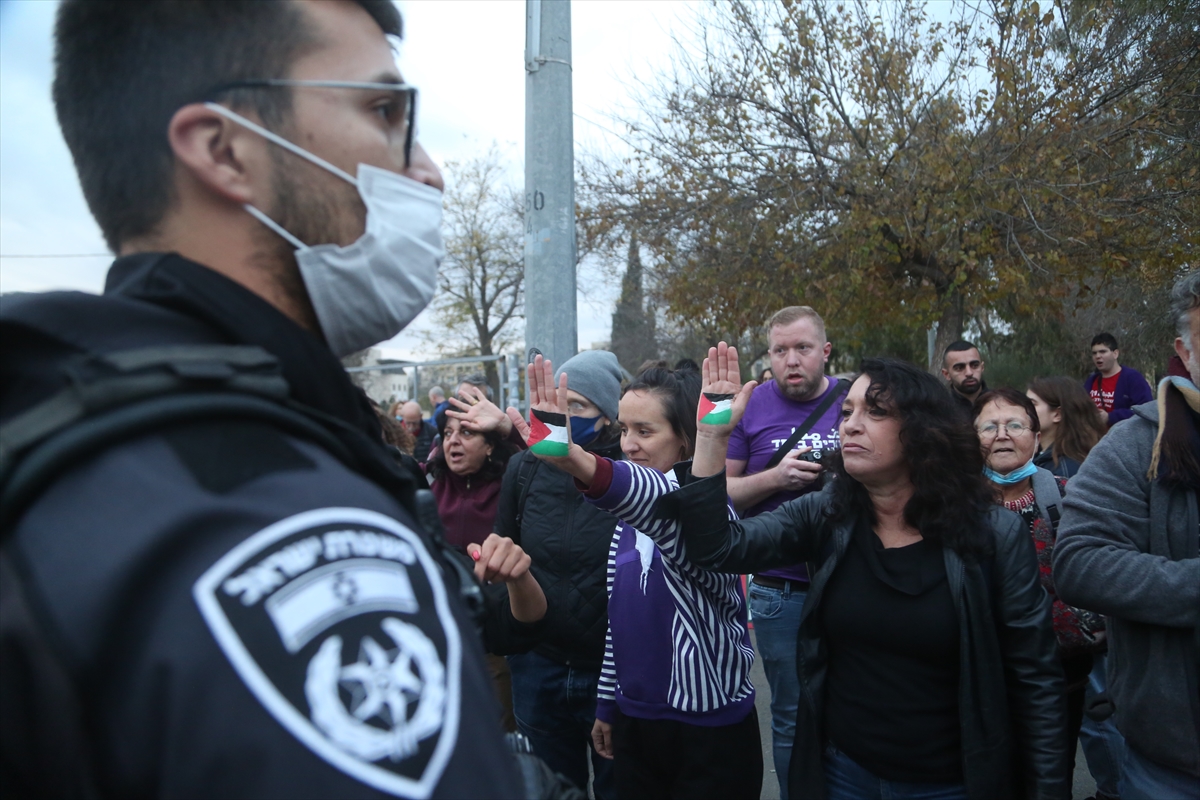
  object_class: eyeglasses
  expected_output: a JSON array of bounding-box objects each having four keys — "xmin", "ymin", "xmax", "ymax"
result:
[
  {"xmin": 205, "ymin": 79, "xmax": 417, "ymax": 168},
  {"xmin": 976, "ymin": 421, "xmax": 1033, "ymax": 439}
]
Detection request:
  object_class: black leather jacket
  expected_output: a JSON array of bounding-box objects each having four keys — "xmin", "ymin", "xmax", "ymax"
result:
[{"xmin": 663, "ymin": 470, "xmax": 1068, "ymax": 800}]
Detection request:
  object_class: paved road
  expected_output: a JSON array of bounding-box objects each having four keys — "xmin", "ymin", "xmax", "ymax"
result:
[
  {"xmin": 749, "ymin": 631, "xmax": 781, "ymax": 799},
  {"xmin": 748, "ymin": 631, "xmax": 1099, "ymax": 800}
]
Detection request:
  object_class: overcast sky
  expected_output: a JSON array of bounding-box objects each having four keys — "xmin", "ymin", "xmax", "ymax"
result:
[{"xmin": 0, "ymin": 0, "xmax": 697, "ymax": 360}]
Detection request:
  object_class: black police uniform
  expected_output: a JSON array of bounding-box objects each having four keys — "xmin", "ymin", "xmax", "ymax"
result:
[{"xmin": 0, "ymin": 253, "xmax": 524, "ymax": 798}]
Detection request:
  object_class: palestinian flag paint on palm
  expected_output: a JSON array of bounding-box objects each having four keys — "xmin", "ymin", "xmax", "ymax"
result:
[
  {"xmin": 529, "ymin": 409, "xmax": 571, "ymax": 456},
  {"xmin": 698, "ymin": 392, "xmax": 735, "ymax": 425}
]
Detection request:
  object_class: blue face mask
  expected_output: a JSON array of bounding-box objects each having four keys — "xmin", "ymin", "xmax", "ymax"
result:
[
  {"xmin": 570, "ymin": 414, "xmax": 603, "ymax": 446},
  {"xmin": 984, "ymin": 460, "xmax": 1038, "ymax": 485}
]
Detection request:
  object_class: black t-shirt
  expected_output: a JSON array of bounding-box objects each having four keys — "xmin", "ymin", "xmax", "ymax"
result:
[{"xmin": 822, "ymin": 520, "xmax": 962, "ymax": 783}]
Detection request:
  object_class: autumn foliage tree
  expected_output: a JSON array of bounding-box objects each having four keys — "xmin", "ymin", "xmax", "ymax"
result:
[{"xmin": 582, "ymin": 0, "xmax": 1199, "ymax": 370}]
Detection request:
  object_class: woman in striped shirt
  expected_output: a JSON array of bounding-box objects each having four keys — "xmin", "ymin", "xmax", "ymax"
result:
[{"xmin": 514, "ymin": 354, "xmax": 761, "ymax": 799}]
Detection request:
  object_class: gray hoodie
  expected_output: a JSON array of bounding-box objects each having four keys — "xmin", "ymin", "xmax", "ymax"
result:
[{"xmin": 1053, "ymin": 400, "xmax": 1200, "ymax": 777}]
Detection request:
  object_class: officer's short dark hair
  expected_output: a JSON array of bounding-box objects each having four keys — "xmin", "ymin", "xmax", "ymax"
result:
[
  {"xmin": 941, "ymin": 340, "xmax": 979, "ymax": 365},
  {"xmin": 1091, "ymin": 332, "xmax": 1119, "ymax": 350},
  {"xmin": 53, "ymin": 0, "xmax": 402, "ymax": 252}
]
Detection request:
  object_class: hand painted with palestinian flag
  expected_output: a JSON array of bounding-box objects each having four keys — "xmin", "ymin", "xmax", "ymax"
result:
[
  {"xmin": 520, "ymin": 353, "xmax": 573, "ymax": 457},
  {"xmin": 698, "ymin": 342, "xmax": 757, "ymax": 436},
  {"xmin": 693, "ymin": 342, "xmax": 757, "ymax": 478},
  {"xmin": 510, "ymin": 354, "xmax": 600, "ymax": 486}
]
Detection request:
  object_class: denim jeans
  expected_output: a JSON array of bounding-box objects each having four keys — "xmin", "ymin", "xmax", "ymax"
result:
[
  {"xmin": 1078, "ymin": 653, "xmax": 1124, "ymax": 798},
  {"xmin": 508, "ymin": 651, "xmax": 615, "ymax": 800},
  {"xmin": 823, "ymin": 742, "xmax": 968, "ymax": 800},
  {"xmin": 748, "ymin": 580, "xmax": 806, "ymax": 800},
  {"xmin": 1120, "ymin": 744, "xmax": 1200, "ymax": 800}
]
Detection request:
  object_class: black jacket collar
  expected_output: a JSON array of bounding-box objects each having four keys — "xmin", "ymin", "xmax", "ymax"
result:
[
  {"xmin": 584, "ymin": 428, "xmax": 625, "ymax": 460},
  {"xmin": 950, "ymin": 379, "xmax": 988, "ymax": 412},
  {"xmin": 102, "ymin": 253, "xmax": 418, "ymax": 511},
  {"xmin": 105, "ymin": 252, "xmax": 384, "ymax": 442}
]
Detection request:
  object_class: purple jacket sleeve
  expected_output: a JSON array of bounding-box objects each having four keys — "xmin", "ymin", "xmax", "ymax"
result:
[{"xmin": 1108, "ymin": 368, "xmax": 1154, "ymax": 426}]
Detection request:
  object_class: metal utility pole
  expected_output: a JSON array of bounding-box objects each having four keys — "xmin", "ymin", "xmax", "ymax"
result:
[{"xmin": 524, "ymin": 0, "xmax": 577, "ymax": 369}]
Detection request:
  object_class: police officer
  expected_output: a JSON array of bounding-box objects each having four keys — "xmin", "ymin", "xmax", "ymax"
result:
[{"xmin": 0, "ymin": 2, "xmax": 528, "ymax": 797}]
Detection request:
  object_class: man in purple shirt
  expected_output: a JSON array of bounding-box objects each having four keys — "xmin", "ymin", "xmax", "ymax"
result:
[{"xmin": 726, "ymin": 305, "xmax": 848, "ymax": 799}]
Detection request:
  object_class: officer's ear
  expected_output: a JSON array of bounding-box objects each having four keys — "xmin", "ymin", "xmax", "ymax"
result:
[{"xmin": 167, "ymin": 103, "xmax": 267, "ymax": 207}]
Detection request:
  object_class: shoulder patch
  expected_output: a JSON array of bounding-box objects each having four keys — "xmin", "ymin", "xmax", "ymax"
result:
[{"xmin": 193, "ymin": 508, "xmax": 461, "ymax": 799}]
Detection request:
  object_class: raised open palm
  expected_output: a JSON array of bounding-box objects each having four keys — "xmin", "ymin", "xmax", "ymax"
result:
[
  {"xmin": 515, "ymin": 354, "xmax": 574, "ymax": 463},
  {"xmin": 698, "ymin": 342, "xmax": 757, "ymax": 436}
]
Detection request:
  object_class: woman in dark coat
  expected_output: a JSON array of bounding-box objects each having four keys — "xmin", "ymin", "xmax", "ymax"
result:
[
  {"xmin": 426, "ymin": 386, "xmax": 532, "ymax": 732},
  {"xmin": 665, "ymin": 349, "xmax": 1068, "ymax": 800}
]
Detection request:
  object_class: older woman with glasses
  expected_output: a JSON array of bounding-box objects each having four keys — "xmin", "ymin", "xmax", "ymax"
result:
[{"xmin": 973, "ymin": 388, "xmax": 1105, "ymax": 794}]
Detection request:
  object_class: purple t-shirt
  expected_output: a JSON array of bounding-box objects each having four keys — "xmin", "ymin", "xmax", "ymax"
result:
[{"xmin": 727, "ymin": 378, "xmax": 845, "ymax": 583}]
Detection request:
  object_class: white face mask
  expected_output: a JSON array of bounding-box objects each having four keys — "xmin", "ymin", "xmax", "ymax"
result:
[{"xmin": 205, "ymin": 103, "xmax": 444, "ymax": 357}]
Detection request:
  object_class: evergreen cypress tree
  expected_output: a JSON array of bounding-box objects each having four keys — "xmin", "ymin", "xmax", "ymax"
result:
[{"xmin": 610, "ymin": 233, "xmax": 657, "ymax": 373}]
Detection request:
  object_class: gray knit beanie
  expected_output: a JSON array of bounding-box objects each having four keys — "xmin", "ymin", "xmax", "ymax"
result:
[{"xmin": 555, "ymin": 350, "xmax": 622, "ymax": 422}]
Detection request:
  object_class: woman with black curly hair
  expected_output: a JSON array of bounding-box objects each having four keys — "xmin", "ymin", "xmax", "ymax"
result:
[{"xmin": 667, "ymin": 349, "xmax": 1068, "ymax": 800}]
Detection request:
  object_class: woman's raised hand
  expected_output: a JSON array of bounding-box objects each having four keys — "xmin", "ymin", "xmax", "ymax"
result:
[
  {"xmin": 516, "ymin": 354, "xmax": 575, "ymax": 462},
  {"xmin": 506, "ymin": 354, "xmax": 599, "ymax": 485},
  {"xmin": 446, "ymin": 385, "xmax": 512, "ymax": 436},
  {"xmin": 698, "ymin": 342, "xmax": 757, "ymax": 437}
]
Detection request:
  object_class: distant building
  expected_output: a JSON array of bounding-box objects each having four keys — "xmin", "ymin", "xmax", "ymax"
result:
[{"xmin": 344, "ymin": 347, "xmax": 412, "ymax": 408}]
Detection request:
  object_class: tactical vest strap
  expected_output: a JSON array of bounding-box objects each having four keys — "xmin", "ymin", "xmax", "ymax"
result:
[
  {"xmin": 0, "ymin": 344, "xmax": 339, "ymax": 532},
  {"xmin": 1, "ymin": 345, "xmax": 288, "ymax": 475},
  {"xmin": 0, "ymin": 341, "xmax": 489, "ymax": 625}
]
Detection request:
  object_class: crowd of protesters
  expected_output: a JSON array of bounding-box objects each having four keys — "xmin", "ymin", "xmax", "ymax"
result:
[
  {"xmin": 374, "ymin": 268, "xmax": 1199, "ymax": 800},
  {"xmin": 2, "ymin": 3, "xmax": 1195, "ymax": 798}
]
